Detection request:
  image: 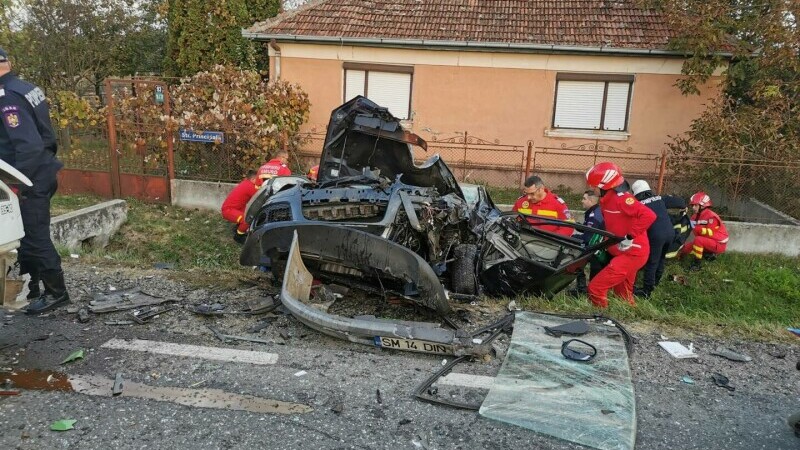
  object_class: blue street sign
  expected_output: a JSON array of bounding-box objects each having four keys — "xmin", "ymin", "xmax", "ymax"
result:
[{"xmin": 179, "ymin": 129, "xmax": 225, "ymax": 143}]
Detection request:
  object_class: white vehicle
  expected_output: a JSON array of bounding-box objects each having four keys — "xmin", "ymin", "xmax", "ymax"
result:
[
  {"xmin": 1, "ymin": 159, "xmax": 32, "ymax": 308},
  {"xmin": 0, "ymin": 159, "xmax": 31, "ymax": 254}
]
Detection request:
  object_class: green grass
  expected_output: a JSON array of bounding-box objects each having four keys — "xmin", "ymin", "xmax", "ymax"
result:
[
  {"xmin": 71, "ymin": 199, "xmax": 248, "ymax": 284},
  {"xmin": 51, "ymin": 193, "xmax": 105, "ymax": 216},
  {"xmin": 516, "ymin": 253, "xmax": 800, "ymax": 339}
]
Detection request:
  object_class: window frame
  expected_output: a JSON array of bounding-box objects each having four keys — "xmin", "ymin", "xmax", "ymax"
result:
[
  {"xmin": 343, "ymin": 62, "xmax": 414, "ymax": 120},
  {"xmin": 551, "ymin": 73, "xmax": 634, "ymax": 132}
]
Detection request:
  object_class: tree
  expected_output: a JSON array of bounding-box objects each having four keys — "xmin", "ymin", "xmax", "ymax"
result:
[
  {"xmin": 650, "ymin": 0, "xmax": 799, "ymax": 218},
  {"xmin": 164, "ymin": 0, "xmax": 281, "ymax": 77},
  {"xmin": 0, "ymin": 0, "xmax": 167, "ymax": 94}
]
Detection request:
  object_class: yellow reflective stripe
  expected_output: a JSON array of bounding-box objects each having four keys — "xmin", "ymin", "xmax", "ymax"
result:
[
  {"xmin": 236, "ymin": 215, "xmax": 243, "ymax": 223},
  {"xmin": 706, "ymin": 229, "xmax": 713, "ymax": 236},
  {"xmin": 518, "ymin": 208, "xmax": 532, "ymax": 214},
  {"xmin": 692, "ymin": 252, "xmax": 703, "ymax": 259},
  {"xmin": 536, "ymin": 209, "xmax": 559, "ymax": 218},
  {"xmin": 692, "ymin": 245, "xmax": 703, "ymax": 252}
]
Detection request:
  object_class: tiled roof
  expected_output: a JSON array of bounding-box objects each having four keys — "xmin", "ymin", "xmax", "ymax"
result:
[{"xmin": 247, "ymin": 0, "xmax": 675, "ymax": 50}]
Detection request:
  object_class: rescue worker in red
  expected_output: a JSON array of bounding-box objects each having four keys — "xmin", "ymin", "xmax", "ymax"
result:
[
  {"xmin": 512, "ymin": 175, "xmax": 574, "ymax": 236},
  {"xmin": 221, "ymin": 169, "xmax": 262, "ymax": 244},
  {"xmin": 585, "ymin": 162, "xmax": 656, "ymax": 308},
  {"xmin": 259, "ymin": 150, "xmax": 291, "ymax": 179},
  {"xmin": 679, "ymin": 192, "xmax": 728, "ymax": 271},
  {"xmin": 307, "ymin": 164, "xmax": 319, "ymax": 181}
]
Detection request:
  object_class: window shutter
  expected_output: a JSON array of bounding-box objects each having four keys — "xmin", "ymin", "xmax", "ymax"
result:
[
  {"xmin": 365, "ymin": 71, "xmax": 411, "ymax": 119},
  {"xmin": 603, "ymin": 82, "xmax": 630, "ymax": 131},
  {"xmin": 553, "ymin": 81, "xmax": 604, "ymax": 129},
  {"xmin": 344, "ymin": 70, "xmax": 365, "ymax": 101}
]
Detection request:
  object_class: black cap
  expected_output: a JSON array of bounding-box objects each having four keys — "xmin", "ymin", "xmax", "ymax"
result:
[{"xmin": 0, "ymin": 48, "xmax": 7, "ymax": 62}]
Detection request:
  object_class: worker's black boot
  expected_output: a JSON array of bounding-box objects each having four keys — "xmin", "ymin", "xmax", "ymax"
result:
[
  {"xmin": 633, "ymin": 286, "xmax": 652, "ymax": 298},
  {"xmin": 689, "ymin": 259, "xmax": 702, "ymax": 272},
  {"xmin": 25, "ymin": 270, "xmax": 70, "ymax": 315},
  {"xmin": 26, "ymin": 272, "xmax": 41, "ymax": 300}
]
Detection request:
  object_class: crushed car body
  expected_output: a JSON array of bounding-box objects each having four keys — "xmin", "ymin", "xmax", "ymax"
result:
[{"xmin": 241, "ymin": 96, "xmax": 618, "ymax": 313}]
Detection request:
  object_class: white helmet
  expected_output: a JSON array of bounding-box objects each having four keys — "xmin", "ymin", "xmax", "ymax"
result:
[{"xmin": 631, "ymin": 180, "xmax": 651, "ymax": 196}]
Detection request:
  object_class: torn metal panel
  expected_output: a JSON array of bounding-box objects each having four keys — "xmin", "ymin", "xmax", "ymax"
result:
[
  {"xmin": 89, "ymin": 288, "xmax": 176, "ymax": 313},
  {"xmin": 246, "ymin": 222, "xmax": 451, "ymax": 314},
  {"xmin": 280, "ymin": 231, "xmax": 478, "ymax": 356}
]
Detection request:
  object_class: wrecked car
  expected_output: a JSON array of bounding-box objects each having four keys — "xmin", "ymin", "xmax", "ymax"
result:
[{"xmin": 241, "ymin": 96, "xmax": 618, "ymax": 314}]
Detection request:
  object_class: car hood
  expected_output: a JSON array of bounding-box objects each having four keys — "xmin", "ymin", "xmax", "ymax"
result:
[{"xmin": 318, "ymin": 96, "xmax": 462, "ymax": 198}]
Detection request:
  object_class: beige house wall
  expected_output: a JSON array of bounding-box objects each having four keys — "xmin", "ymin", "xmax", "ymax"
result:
[{"xmin": 270, "ymin": 43, "xmax": 722, "ymax": 163}]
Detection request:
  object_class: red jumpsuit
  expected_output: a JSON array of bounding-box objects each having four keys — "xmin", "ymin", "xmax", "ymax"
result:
[
  {"xmin": 588, "ymin": 191, "xmax": 656, "ymax": 307},
  {"xmin": 512, "ymin": 189, "xmax": 574, "ymax": 236},
  {"xmin": 259, "ymin": 158, "xmax": 291, "ymax": 179},
  {"xmin": 221, "ymin": 178, "xmax": 260, "ymax": 233},
  {"xmin": 680, "ymin": 208, "xmax": 728, "ymax": 259}
]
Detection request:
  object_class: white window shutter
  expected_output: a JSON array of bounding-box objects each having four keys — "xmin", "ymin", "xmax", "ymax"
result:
[
  {"xmin": 603, "ymin": 82, "xmax": 630, "ymax": 131},
  {"xmin": 365, "ymin": 72, "xmax": 411, "ymax": 119},
  {"xmin": 553, "ymin": 81, "xmax": 604, "ymax": 129},
  {"xmin": 344, "ymin": 70, "xmax": 365, "ymax": 101}
]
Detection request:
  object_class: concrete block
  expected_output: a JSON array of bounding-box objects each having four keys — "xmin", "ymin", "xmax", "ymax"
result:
[
  {"xmin": 725, "ymin": 222, "xmax": 800, "ymax": 257},
  {"xmin": 51, "ymin": 199, "xmax": 128, "ymax": 251},
  {"xmin": 171, "ymin": 179, "xmax": 236, "ymax": 211}
]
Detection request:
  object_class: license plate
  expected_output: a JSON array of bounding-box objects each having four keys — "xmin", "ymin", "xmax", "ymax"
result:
[{"xmin": 373, "ymin": 336, "xmax": 454, "ymax": 355}]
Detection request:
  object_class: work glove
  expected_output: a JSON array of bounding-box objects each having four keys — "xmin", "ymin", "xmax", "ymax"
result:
[{"xmin": 617, "ymin": 235, "xmax": 634, "ymax": 252}]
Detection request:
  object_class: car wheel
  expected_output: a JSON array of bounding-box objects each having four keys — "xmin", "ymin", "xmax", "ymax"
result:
[{"xmin": 451, "ymin": 244, "xmax": 478, "ymax": 295}]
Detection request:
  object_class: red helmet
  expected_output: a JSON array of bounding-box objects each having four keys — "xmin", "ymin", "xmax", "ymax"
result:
[
  {"xmin": 586, "ymin": 162, "xmax": 624, "ymax": 189},
  {"xmin": 307, "ymin": 165, "xmax": 319, "ymax": 181},
  {"xmin": 689, "ymin": 192, "xmax": 712, "ymax": 207}
]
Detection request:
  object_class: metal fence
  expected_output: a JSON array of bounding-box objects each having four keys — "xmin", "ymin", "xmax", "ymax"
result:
[{"xmin": 664, "ymin": 154, "xmax": 800, "ymax": 225}]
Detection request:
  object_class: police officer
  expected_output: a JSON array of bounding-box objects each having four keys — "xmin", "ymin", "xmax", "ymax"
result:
[
  {"xmin": 631, "ymin": 180, "xmax": 687, "ymax": 297},
  {"xmin": 0, "ymin": 48, "xmax": 70, "ymax": 314}
]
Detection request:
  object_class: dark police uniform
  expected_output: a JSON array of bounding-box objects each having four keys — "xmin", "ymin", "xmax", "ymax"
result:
[
  {"xmin": 0, "ymin": 51, "xmax": 69, "ymax": 313},
  {"xmin": 634, "ymin": 189, "xmax": 686, "ymax": 296},
  {"xmin": 569, "ymin": 203, "xmax": 605, "ymax": 295}
]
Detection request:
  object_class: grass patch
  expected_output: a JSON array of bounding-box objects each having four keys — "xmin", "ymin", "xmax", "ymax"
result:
[
  {"xmin": 70, "ymin": 198, "xmax": 249, "ymax": 283},
  {"xmin": 55, "ymin": 194, "xmax": 800, "ymax": 339},
  {"xmin": 517, "ymin": 252, "xmax": 800, "ymax": 340},
  {"xmin": 51, "ymin": 193, "xmax": 104, "ymax": 216}
]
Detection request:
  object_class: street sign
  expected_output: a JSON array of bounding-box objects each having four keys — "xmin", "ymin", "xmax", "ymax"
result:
[{"xmin": 179, "ymin": 129, "xmax": 225, "ymax": 143}]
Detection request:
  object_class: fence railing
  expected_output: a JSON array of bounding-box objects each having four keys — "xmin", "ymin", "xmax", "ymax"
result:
[{"xmin": 55, "ymin": 112, "xmax": 799, "ymax": 224}]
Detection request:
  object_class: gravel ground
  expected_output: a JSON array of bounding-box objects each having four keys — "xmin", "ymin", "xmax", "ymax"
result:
[{"xmin": 1, "ymin": 260, "xmax": 799, "ymax": 449}]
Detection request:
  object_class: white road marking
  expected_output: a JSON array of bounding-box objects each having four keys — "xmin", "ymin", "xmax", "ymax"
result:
[
  {"xmin": 69, "ymin": 375, "xmax": 311, "ymax": 414},
  {"xmin": 438, "ymin": 373, "xmax": 496, "ymax": 390},
  {"xmin": 101, "ymin": 338, "xmax": 279, "ymax": 365}
]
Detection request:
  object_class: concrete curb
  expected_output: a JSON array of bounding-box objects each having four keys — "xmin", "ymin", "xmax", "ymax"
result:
[{"xmin": 51, "ymin": 199, "xmax": 128, "ymax": 251}]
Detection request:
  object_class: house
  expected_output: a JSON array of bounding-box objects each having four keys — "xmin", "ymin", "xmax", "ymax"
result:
[{"xmin": 244, "ymin": 0, "xmax": 723, "ymax": 189}]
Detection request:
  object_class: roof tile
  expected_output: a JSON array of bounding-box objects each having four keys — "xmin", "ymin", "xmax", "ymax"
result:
[{"xmin": 248, "ymin": 0, "xmax": 674, "ymax": 50}]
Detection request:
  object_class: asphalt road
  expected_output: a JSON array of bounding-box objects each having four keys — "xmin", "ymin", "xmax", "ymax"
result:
[{"xmin": 1, "ymin": 262, "xmax": 798, "ymax": 449}]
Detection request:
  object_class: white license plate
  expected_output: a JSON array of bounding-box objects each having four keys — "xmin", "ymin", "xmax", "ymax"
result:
[{"xmin": 373, "ymin": 336, "xmax": 454, "ymax": 355}]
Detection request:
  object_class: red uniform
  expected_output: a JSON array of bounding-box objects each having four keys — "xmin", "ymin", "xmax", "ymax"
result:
[
  {"xmin": 221, "ymin": 178, "xmax": 260, "ymax": 233},
  {"xmin": 512, "ymin": 189, "xmax": 574, "ymax": 236},
  {"xmin": 258, "ymin": 158, "xmax": 291, "ymax": 179},
  {"xmin": 588, "ymin": 191, "xmax": 656, "ymax": 307},
  {"xmin": 680, "ymin": 208, "xmax": 728, "ymax": 259}
]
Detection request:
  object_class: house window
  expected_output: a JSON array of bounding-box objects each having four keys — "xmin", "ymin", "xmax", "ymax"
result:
[
  {"xmin": 552, "ymin": 73, "xmax": 634, "ymax": 132},
  {"xmin": 343, "ymin": 63, "xmax": 413, "ymax": 120}
]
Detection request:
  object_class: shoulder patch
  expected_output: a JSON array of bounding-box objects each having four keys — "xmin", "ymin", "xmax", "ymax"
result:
[
  {"xmin": 617, "ymin": 191, "xmax": 625, "ymax": 196},
  {"xmin": 521, "ymin": 201, "xmax": 529, "ymax": 208},
  {"xmin": 556, "ymin": 197, "xmax": 565, "ymax": 204},
  {"xmin": 625, "ymin": 197, "xmax": 635, "ymax": 205}
]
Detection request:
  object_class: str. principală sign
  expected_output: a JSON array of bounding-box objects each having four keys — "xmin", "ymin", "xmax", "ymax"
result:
[{"xmin": 179, "ymin": 129, "xmax": 225, "ymax": 143}]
